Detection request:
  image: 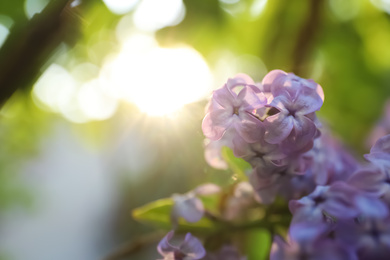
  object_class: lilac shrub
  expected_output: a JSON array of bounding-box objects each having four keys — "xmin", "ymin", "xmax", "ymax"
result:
[{"xmin": 136, "ymin": 69, "xmax": 390, "ymax": 259}]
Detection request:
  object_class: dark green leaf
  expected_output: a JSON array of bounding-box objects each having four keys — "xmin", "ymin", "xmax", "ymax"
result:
[{"xmin": 132, "ymin": 198, "xmax": 223, "ymax": 234}]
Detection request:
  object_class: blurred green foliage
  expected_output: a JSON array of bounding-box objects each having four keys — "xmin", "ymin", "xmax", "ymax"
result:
[
  {"xmin": 1, "ymin": 0, "xmax": 389, "ymax": 151},
  {"xmin": 1, "ymin": 0, "xmax": 390, "ymax": 259}
]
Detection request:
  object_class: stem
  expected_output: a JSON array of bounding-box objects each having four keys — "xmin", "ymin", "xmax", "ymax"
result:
[{"xmin": 102, "ymin": 231, "xmax": 165, "ymax": 260}]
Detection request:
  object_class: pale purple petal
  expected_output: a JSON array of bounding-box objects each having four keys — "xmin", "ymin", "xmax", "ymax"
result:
[
  {"xmin": 264, "ymin": 113, "xmax": 294, "ymax": 144},
  {"xmin": 232, "ymin": 135, "xmax": 253, "ymax": 158},
  {"xmin": 202, "ymin": 113, "xmax": 226, "ymax": 140},
  {"xmin": 347, "ymin": 168, "xmax": 385, "ymax": 196},
  {"xmin": 281, "ymin": 115, "xmax": 317, "ymax": 154},
  {"xmin": 227, "ymin": 73, "xmax": 255, "ymax": 88},
  {"xmin": 268, "ymin": 95, "xmax": 289, "ymax": 111},
  {"xmin": 180, "ymin": 233, "xmax": 206, "ymax": 260},
  {"xmin": 194, "ymin": 183, "xmax": 221, "ymax": 196},
  {"xmin": 158, "ymin": 231, "xmax": 177, "ymax": 256},
  {"xmin": 213, "ymin": 85, "xmax": 236, "ymax": 108},
  {"xmin": 355, "ymin": 194, "xmax": 389, "ymax": 218},
  {"xmin": 158, "ymin": 231, "xmax": 205, "ymax": 260},
  {"xmin": 291, "ymin": 88, "xmax": 324, "ymax": 115},
  {"xmin": 323, "ymin": 182, "xmax": 360, "ymax": 219},
  {"xmin": 235, "ymin": 114, "xmax": 263, "ymax": 143},
  {"xmin": 289, "ymin": 221, "xmax": 329, "ymax": 243},
  {"xmin": 289, "ymin": 196, "xmax": 314, "ymax": 215},
  {"xmin": 172, "ymin": 194, "xmax": 204, "ymax": 223},
  {"xmin": 237, "ymin": 86, "xmax": 267, "ymax": 110},
  {"xmin": 370, "ymin": 134, "xmax": 390, "ymax": 154},
  {"xmin": 261, "ymin": 70, "xmax": 287, "ymax": 91}
]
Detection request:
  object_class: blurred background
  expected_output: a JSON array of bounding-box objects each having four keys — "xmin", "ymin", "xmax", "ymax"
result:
[{"xmin": 0, "ymin": 0, "xmax": 390, "ymax": 259}]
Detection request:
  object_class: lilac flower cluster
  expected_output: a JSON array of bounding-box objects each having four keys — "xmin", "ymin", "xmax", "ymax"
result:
[
  {"xmin": 203, "ymin": 70, "xmax": 326, "ymax": 204},
  {"xmin": 201, "ymin": 70, "xmax": 390, "ymax": 259},
  {"xmin": 275, "ymin": 134, "xmax": 390, "ymax": 260},
  {"xmin": 155, "ymin": 70, "xmax": 390, "ymax": 260}
]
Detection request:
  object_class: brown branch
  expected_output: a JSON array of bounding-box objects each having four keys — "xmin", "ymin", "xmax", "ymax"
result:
[
  {"xmin": 0, "ymin": 0, "xmax": 91, "ymax": 107},
  {"xmin": 102, "ymin": 231, "xmax": 165, "ymax": 260},
  {"xmin": 291, "ymin": 0, "xmax": 324, "ymax": 76}
]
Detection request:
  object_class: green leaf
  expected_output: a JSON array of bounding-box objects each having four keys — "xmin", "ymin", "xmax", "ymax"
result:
[
  {"xmin": 245, "ymin": 228, "xmax": 272, "ymax": 260},
  {"xmin": 132, "ymin": 198, "xmax": 223, "ymax": 234},
  {"xmin": 221, "ymin": 146, "xmax": 251, "ymax": 180},
  {"xmin": 199, "ymin": 193, "xmax": 221, "ymax": 216},
  {"xmin": 132, "ymin": 198, "xmax": 174, "ymax": 229}
]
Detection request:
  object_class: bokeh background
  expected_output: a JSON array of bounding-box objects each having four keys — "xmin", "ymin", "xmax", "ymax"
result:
[{"xmin": 0, "ymin": 0, "xmax": 390, "ymax": 259}]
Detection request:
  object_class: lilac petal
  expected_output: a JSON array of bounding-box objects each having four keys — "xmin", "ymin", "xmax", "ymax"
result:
[
  {"xmin": 292, "ymin": 88, "xmax": 324, "ymax": 115},
  {"xmin": 227, "ymin": 73, "xmax": 255, "ymax": 89},
  {"xmin": 324, "ymin": 182, "xmax": 360, "ymax": 219},
  {"xmin": 289, "ymin": 221, "xmax": 329, "ymax": 243},
  {"xmin": 202, "ymin": 112, "xmax": 227, "ymax": 140},
  {"xmin": 261, "ymin": 70, "xmax": 287, "ymax": 91},
  {"xmin": 250, "ymin": 173, "xmax": 282, "ymax": 204},
  {"xmin": 264, "ymin": 113, "xmax": 294, "ymax": 144},
  {"xmin": 232, "ymin": 135, "xmax": 252, "ymax": 157},
  {"xmin": 172, "ymin": 194, "xmax": 204, "ymax": 223},
  {"xmin": 365, "ymin": 152, "xmax": 390, "ymax": 172},
  {"xmin": 209, "ymin": 108, "xmax": 235, "ymax": 127},
  {"xmin": 158, "ymin": 231, "xmax": 177, "ymax": 256},
  {"xmin": 194, "ymin": 183, "xmax": 221, "ymax": 196},
  {"xmin": 313, "ymin": 240, "xmax": 358, "ymax": 260},
  {"xmin": 212, "ymin": 85, "xmax": 236, "ymax": 108},
  {"xmin": 289, "ymin": 198, "xmax": 308, "ymax": 214},
  {"xmin": 312, "ymin": 80, "xmax": 325, "ymax": 102},
  {"xmin": 235, "ymin": 114, "xmax": 263, "ymax": 143},
  {"xmin": 268, "ymin": 95, "xmax": 289, "ymax": 111},
  {"xmin": 289, "ymin": 76, "xmax": 324, "ymax": 102},
  {"xmin": 281, "ymin": 74, "xmax": 324, "ymax": 103},
  {"xmin": 283, "ymin": 116, "xmax": 317, "ymax": 152},
  {"xmin": 237, "ymin": 86, "xmax": 267, "ymax": 110},
  {"xmin": 370, "ymin": 134, "xmax": 390, "ymax": 154},
  {"xmin": 180, "ymin": 233, "xmax": 206, "ymax": 260},
  {"xmin": 347, "ymin": 168, "xmax": 385, "ymax": 196},
  {"xmin": 355, "ymin": 194, "xmax": 389, "ymax": 218}
]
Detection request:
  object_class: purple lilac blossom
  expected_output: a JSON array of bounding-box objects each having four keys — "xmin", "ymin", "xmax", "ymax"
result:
[
  {"xmin": 261, "ymin": 70, "xmax": 324, "ymax": 154},
  {"xmin": 302, "ymin": 132, "xmax": 359, "ymax": 186},
  {"xmin": 270, "ymin": 235, "xmax": 357, "ymax": 260},
  {"xmin": 348, "ymin": 134, "xmax": 390, "ymax": 204},
  {"xmin": 335, "ymin": 216, "xmax": 390, "ymax": 260},
  {"xmin": 171, "ymin": 184, "xmax": 221, "ymax": 227},
  {"xmin": 289, "ymin": 182, "xmax": 365, "ymax": 224},
  {"xmin": 278, "ymin": 168, "xmax": 316, "ymax": 200},
  {"xmin": 202, "ymin": 71, "xmax": 390, "ymax": 260},
  {"xmin": 202, "ymin": 71, "xmax": 325, "ymax": 204},
  {"xmin": 202, "ymin": 74, "xmax": 266, "ymax": 143},
  {"xmin": 232, "ymin": 134, "xmax": 283, "ymax": 178},
  {"xmin": 364, "ymin": 134, "xmax": 390, "ymax": 172},
  {"xmin": 157, "ymin": 231, "xmax": 206, "ymax": 260},
  {"xmin": 256, "ymin": 132, "xmax": 358, "ymax": 202}
]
